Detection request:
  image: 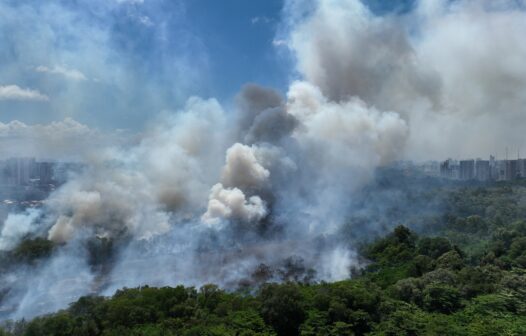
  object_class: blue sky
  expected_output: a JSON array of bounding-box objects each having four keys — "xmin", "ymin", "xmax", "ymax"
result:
[
  {"xmin": 0, "ymin": 0, "xmax": 412, "ymax": 131},
  {"xmin": 0, "ymin": 0, "xmax": 290, "ymax": 130},
  {"xmin": 183, "ymin": 0, "xmax": 290, "ymax": 98}
]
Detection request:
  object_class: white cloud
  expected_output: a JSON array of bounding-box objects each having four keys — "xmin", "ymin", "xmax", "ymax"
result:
[
  {"xmin": 251, "ymin": 16, "xmax": 272, "ymax": 25},
  {"xmin": 0, "ymin": 85, "xmax": 49, "ymax": 101},
  {"xmin": 272, "ymin": 39, "xmax": 288, "ymax": 47},
  {"xmin": 0, "ymin": 0, "xmax": 204, "ymax": 130},
  {"xmin": 35, "ymin": 66, "xmax": 88, "ymax": 81},
  {"xmin": 0, "ymin": 118, "xmax": 130, "ymax": 159},
  {"xmin": 0, "ymin": 118, "xmax": 92, "ymax": 139},
  {"xmin": 138, "ymin": 15, "xmax": 154, "ymax": 26}
]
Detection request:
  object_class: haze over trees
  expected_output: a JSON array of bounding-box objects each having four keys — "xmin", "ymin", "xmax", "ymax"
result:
[
  {"xmin": 3, "ymin": 180, "xmax": 526, "ymax": 335},
  {"xmin": 1, "ymin": 0, "xmax": 526, "ymax": 334}
]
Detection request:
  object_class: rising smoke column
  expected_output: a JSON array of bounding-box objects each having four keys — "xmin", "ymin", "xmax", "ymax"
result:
[
  {"xmin": 43, "ymin": 97, "xmax": 228, "ymax": 242},
  {"xmin": 0, "ymin": 1, "xmax": 409, "ymax": 320},
  {"xmin": 0, "ymin": 76, "xmax": 407, "ymax": 318},
  {"xmin": 2, "ymin": 0, "xmax": 526, "ymax": 320},
  {"xmin": 202, "ymin": 143, "xmax": 271, "ymax": 226},
  {"xmin": 283, "ymin": 0, "xmax": 526, "ymax": 159}
]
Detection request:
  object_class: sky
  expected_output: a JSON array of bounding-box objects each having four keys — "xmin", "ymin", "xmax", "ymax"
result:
[
  {"xmin": 0, "ymin": 0, "xmax": 290, "ymax": 130},
  {"xmin": 2, "ymin": 0, "xmax": 526, "ymax": 160},
  {"xmin": 0, "ymin": 0, "xmax": 414, "ymax": 131}
]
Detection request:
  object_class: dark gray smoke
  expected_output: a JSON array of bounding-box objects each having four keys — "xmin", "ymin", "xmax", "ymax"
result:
[
  {"xmin": 236, "ymin": 84, "xmax": 298, "ymax": 145},
  {"xmin": 1, "ymin": 0, "xmax": 526, "ymax": 321},
  {"xmin": 0, "ymin": 77, "xmax": 406, "ymax": 318},
  {"xmin": 284, "ymin": 0, "xmax": 526, "ymax": 159}
]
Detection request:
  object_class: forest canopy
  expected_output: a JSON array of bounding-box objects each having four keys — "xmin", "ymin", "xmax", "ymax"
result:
[{"xmin": 3, "ymin": 180, "xmax": 526, "ymax": 336}]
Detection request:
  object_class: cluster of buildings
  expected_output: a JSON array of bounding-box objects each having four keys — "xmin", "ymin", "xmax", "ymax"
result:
[
  {"xmin": 0, "ymin": 157, "xmax": 82, "ymax": 204},
  {"xmin": 0, "ymin": 158, "xmax": 54, "ymax": 187},
  {"xmin": 439, "ymin": 156, "xmax": 526, "ymax": 181},
  {"xmin": 0, "ymin": 157, "xmax": 82, "ymax": 220},
  {"xmin": 391, "ymin": 155, "xmax": 526, "ymax": 182}
]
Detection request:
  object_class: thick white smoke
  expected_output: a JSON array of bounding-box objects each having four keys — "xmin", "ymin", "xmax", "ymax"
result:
[
  {"xmin": 287, "ymin": 81, "xmax": 408, "ymax": 170},
  {"xmin": 202, "ymin": 184, "xmax": 268, "ymax": 226},
  {"xmin": 284, "ymin": 0, "xmax": 526, "ymax": 159},
  {"xmin": 0, "ymin": 209, "xmax": 41, "ymax": 251},
  {"xmin": 1, "ymin": 75, "xmax": 404, "ymax": 317},
  {"xmin": 203, "ymin": 142, "xmax": 298, "ymax": 226},
  {"xmin": 46, "ymin": 176, "xmax": 171, "ymax": 243},
  {"xmin": 42, "ymin": 96, "xmax": 227, "ymax": 242},
  {"xmin": 202, "ymin": 143, "xmax": 271, "ymax": 226},
  {"xmin": 221, "ymin": 143, "xmax": 271, "ymax": 190},
  {"xmin": 2, "ymin": 0, "xmax": 526, "ymax": 321}
]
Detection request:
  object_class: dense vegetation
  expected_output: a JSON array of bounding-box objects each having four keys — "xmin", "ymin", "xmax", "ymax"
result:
[{"xmin": 3, "ymin": 180, "xmax": 526, "ymax": 335}]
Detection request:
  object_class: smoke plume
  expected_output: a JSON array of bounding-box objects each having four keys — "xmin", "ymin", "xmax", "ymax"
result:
[
  {"xmin": 284, "ymin": 0, "xmax": 526, "ymax": 159},
  {"xmin": 1, "ymin": 0, "xmax": 526, "ymax": 321}
]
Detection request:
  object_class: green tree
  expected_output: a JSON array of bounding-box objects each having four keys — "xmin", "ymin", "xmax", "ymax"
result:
[
  {"xmin": 422, "ymin": 284, "xmax": 462, "ymax": 313},
  {"xmin": 417, "ymin": 237, "xmax": 452, "ymax": 259},
  {"xmin": 259, "ymin": 284, "xmax": 305, "ymax": 336}
]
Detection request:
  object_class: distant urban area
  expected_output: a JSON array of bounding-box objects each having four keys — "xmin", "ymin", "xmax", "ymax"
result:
[
  {"xmin": 1, "ymin": 154, "xmax": 524, "ymax": 208},
  {"xmin": 0, "ymin": 157, "xmax": 83, "ymax": 214},
  {"xmin": 405, "ymin": 155, "xmax": 526, "ymax": 181},
  {"xmin": 2, "ymin": 155, "xmax": 525, "ymax": 192}
]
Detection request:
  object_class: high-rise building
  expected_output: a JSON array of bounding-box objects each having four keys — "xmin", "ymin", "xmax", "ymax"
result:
[
  {"xmin": 518, "ymin": 159, "xmax": 526, "ymax": 179},
  {"xmin": 459, "ymin": 160, "xmax": 475, "ymax": 180},
  {"xmin": 507, "ymin": 160, "xmax": 520, "ymax": 180},
  {"xmin": 4, "ymin": 158, "xmax": 35, "ymax": 186},
  {"xmin": 440, "ymin": 159, "xmax": 452, "ymax": 179},
  {"xmin": 496, "ymin": 160, "xmax": 507, "ymax": 180},
  {"xmin": 475, "ymin": 159, "xmax": 490, "ymax": 181},
  {"xmin": 36, "ymin": 161, "xmax": 54, "ymax": 184},
  {"xmin": 489, "ymin": 155, "xmax": 498, "ymax": 180},
  {"xmin": 440, "ymin": 159, "xmax": 460, "ymax": 179}
]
